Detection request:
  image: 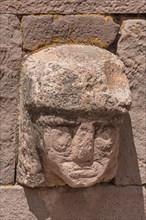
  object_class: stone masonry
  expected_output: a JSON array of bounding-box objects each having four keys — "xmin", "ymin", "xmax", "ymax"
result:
[{"xmin": 0, "ymin": 1, "xmax": 146, "ymax": 220}]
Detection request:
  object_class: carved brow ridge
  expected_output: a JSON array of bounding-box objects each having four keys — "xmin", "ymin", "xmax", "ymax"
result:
[
  {"xmin": 38, "ymin": 115, "xmax": 79, "ymax": 126},
  {"xmin": 38, "ymin": 115, "xmax": 117, "ymax": 127}
]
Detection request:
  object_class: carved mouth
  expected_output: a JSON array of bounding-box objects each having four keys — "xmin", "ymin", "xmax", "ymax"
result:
[
  {"xmin": 69, "ymin": 170, "xmax": 98, "ymax": 178},
  {"xmin": 61, "ymin": 161, "xmax": 101, "ymax": 179}
]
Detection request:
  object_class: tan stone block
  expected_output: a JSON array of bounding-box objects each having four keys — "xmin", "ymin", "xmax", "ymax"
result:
[{"xmin": 17, "ymin": 45, "xmax": 131, "ymax": 188}]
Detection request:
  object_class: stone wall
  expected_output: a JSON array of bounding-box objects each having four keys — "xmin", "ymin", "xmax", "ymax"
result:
[{"xmin": 0, "ymin": 1, "xmax": 146, "ymax": 219}]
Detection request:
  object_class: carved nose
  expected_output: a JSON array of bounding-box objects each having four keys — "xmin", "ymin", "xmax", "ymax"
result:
[{"xmin": 71, "ymin": 122, "xmax": 94, "ymax": 162}]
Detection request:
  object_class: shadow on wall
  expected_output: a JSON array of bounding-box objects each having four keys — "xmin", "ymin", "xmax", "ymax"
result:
[
  {"xmin": 24, "ymin": 184, "xmax": 145, "ymax": 220},
  {"xmin": 115, "ymin": 113, "xmax": 143, "ymax": 185},
  {"xmin": 24, "ymin": 113, "xmax": 145, "ymax": 220}
]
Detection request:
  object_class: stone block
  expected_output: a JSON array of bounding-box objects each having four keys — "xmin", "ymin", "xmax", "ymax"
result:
[
  {"xmin": 115, "ymin": 19, "xmax": 146, "ymax": 185},
  {"xmin": 117, "ymin": 19, "xmax": 146, "ymax": 111},
  {"xmin": 0, "ymin": 185, "xmax": 146, "ymax": 220},
  {"xmin": 17, "ymin": 45, "xmax": 131, "ymax": 188},
  {"xmin": 0, "ymin": 0, "xmax": 146, "ymax": 14},
  {"xmin": 21, "ymin": 15, "xmax": 119, "ymax": 50},
  {"xmin": 21, "ymin": 15, "xmax": 53, "ymax": 51},
  {"xmin": 0, "ymin": 15, "xmax": 22, "ymax": 184}
]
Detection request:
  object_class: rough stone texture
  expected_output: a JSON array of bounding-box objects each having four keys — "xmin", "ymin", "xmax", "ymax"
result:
[
  {"xmin": 22, "ymin": 15, "xmax": 119, "ymax": 51},
  {"xmin": 17, "ymin": 45, "xmax": 131, "ymax": 188},
  {"xmin": 0, "ymin": 185, "xmax": 146, "ymax": 220},
  {"xmin": 21, "ymin": 45, "xmax": 131, "ymax": 113},
  {"xmin": 117, "ymin": 20, "xmax": 146, "ymax": 112},
  {"xmin": 0, "ymin": 15, "xmax": 22, "ymax": 184},
  {"xmin": 0, "ymin": 0, "xmax": 146, "ymax": 14},
  {"xmin": 115, "ymin": 19, "xmax": 146, "ymax": 185},
  {"xmin": 21, "ymin": 15, "xmax": 53, "ymax": 51}
]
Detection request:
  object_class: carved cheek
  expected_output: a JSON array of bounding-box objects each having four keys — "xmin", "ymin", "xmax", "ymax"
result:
[{"xmin": 44, "ymin": 127, "xmax": 72, "ymax": 155}]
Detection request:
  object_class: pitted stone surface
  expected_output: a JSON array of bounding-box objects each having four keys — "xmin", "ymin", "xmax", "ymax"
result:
[
  {"xmin": 22, "ymin": 15, "xmax": 119, "ymax": 50},
  {"xmin": 115, "ymin": 19, "xmax": 146, "ymax": 185},
  {"xmin": 21, "ymin": 45, "xmax": 131, "ymax": 113},
  {"xmin": 17, "ymin": 45, "xmax": 131, "ymax": 188},
  {"xmin": 0, "ymin": 14, "xmax": 22, "ymax": 184},
  {"xmin": 0, "ymin": 0, "xmax": 145, "ymax": 14}
]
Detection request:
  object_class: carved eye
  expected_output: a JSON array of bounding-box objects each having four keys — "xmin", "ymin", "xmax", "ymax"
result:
[
  {"xmin": 44, "ymin": 127, "xmax": 72, "ymax": 154},
  {"xmin": 94, "ymin": 124, "xmax": 117, "ymax": 158},
  {"xmin": 95, "ymin": 124, "xmax": 116, "ymax": 140}
]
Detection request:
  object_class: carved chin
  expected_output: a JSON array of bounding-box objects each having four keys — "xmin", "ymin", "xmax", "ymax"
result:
[{"xmin": 55, "ymin": 161, "xmax": 115, "ymax": 188}]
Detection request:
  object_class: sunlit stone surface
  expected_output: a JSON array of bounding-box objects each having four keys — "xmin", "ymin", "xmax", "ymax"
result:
[{"xmin": 17, "ymin": 45, "xmax": 131, "ymax": 188}]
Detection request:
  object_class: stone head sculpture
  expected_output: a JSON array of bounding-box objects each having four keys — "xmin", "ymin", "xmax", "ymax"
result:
[{"xmin": 17, "ymin": 45, "xmax": 131, "ymax": 188}]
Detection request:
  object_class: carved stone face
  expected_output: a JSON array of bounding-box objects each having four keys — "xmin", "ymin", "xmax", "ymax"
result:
[
  {"xmin": 17, "ymin": 45, "xmax": 131, "ymax": 188},
  {"xmin": 38, "ymin": 115, "xmax": 119, "ymax": 187}
]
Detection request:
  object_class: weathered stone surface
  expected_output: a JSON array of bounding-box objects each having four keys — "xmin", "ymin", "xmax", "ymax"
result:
[
  {"xmin": 115, "ymin": 19, "xmax": 146, "ymax": 185},
  {"xmin": 0, "ymin": 15, "xmax": 22, "ymax": 184},
  {"xmin": 22, "ymin": 15, "xmax": 119, "ymax": 51},
  {"xmin": 21, "ymin": 15, "xmax": 53, "ymax": 51},
  {"xmin": 17, "ymin": 45, "xmax": 131, "ymax": 188},
  {"xmin": 0, "ymin": 185, "xmax": 146, "ymax": 220},
  {"xmin": 117, "ymin": 20, "xmax": 146, "ymax": 112},
  {"xmin": 0, "ymin": 0, "xmax": 145, "ymax": 14},
  {"xmin": 21, "ymin": 45, "xmax": 131, "ymax": 113}
]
